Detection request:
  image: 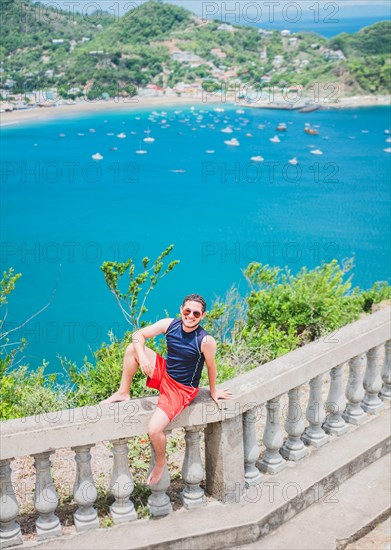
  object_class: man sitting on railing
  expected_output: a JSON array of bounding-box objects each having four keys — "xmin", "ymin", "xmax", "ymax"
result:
[{"xmin": 101, "ymin": 294, "xmax": 232, "ymax": 485}]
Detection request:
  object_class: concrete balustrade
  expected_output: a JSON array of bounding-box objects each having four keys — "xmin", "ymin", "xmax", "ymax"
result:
[
  {"xmin": 380, "ymin": 339, "xmax": 391, "ymax": 400},
  {"xmin": 181, "ymin": 425, "xmax": 207, "ymax": 508},
  {"xmin": 0, "ymin": 308, "xmax": 390, "ymax": 547},
  {"xmin": 281, "ymin": 386, "xmax": 308, "ymax": 461},
  {"xmin": 109, "ymin": 439, "xmax": 137, "ymax": 524}
]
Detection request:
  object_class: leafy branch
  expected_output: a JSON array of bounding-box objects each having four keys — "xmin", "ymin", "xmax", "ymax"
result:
[{"xmin": 101, "ymin": 245, "xmax": 180, "ymax": 329}]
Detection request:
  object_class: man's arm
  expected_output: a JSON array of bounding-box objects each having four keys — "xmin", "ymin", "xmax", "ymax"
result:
[
  {"xmin": 202, "ymin": 336, "xmax": 233, "ymax": 405},
  {"xmin": 132, "ymin": 318, "xmax": 173, "ymax": 376}
]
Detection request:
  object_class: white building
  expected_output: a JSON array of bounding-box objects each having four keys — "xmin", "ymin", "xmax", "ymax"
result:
[
  {"xmin": 273, "ymin": 55, "xmax": 284, "ymax": 66},
  {"xmin": 218, "ymin": 24, "xmax": 234, "ymax": 31},
  {"xmin": 281, "ymin": 30, "xmax": 291, "ymax": 36},
  {"xmin": 171, "ymin": 51, "xmax": 202, "ymax": 63},
  {"xmin": 324, "ymin": 49, "xmax": 346, "ymax": 61}
]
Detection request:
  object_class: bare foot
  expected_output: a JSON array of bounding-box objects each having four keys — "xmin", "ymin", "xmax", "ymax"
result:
[
  {"xmin": 100, "ymin": 391, "xmax": 130, "ymax": 404},
  {"xmin": 147, "ymin": 462, "xmax": 166, "ymax": 486}
]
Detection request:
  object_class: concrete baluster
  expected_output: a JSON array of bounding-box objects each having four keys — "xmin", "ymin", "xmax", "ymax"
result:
[
  {"xmin": 0, "ymin": 460, "xmax": 22, "ymax": 548},
  {"xmin": 302, "ymin": 375, "xmax": 329, "ymax": 448},
  {"xmin": 72, "ymin": 445, "xmax": 99, "ymax": 532},
  {"xmin": 147, "ymin": 430, "xmax": 173, "ymax": 517},
  {"xmin": 281, "ymin": 387, "xmax": 308, "ymax": 460},
  {"xmin": 380, "ymin": 340, "xmax": 391, "ymax": 401},
  {"xmin": 362, "ymin": 346, "xmax": 385, "ymax": 414},
  {"xmin": 243, "ymin": 406, "xmax": 262, "ymax": 485},
  {"xmin": 258, "ymin": 396, "xmax": 287, "ymax": 474},
  {"xmin": 342, "ymin": 355, "xmax": 367, "ymax": 424},
  {"xmin": 33, "ymin": 451, "xmax": 62, "ymax": 540},
  {"xmin": 323, "ymin": 365, "xmax": 348, "ymax": 436},
  {"xmin": 205, "ymin": 416, "xmax": 245, "ymax": 503},
  {"xmin": 181, "ymin": 425, "xmax": 207, "ymax": 509},
  {"xmin": 109, "ymin": 439, "xmax": 137, "ymax": 523}
]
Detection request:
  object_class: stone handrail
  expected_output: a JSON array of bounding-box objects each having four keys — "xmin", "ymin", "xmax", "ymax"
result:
[{"xmin": 1, "ymin": 307, "xmax": 390, "ymax": 547}]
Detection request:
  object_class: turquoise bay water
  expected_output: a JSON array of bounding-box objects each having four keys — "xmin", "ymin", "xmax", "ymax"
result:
[{"xmin": 1, "ymin": 105, "xmax": 390, "ymax": 372}]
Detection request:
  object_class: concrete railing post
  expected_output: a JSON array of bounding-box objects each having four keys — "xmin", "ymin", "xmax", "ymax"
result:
[
  {"xmin": 33, "ymin": 451, "xmax": 62, "ymax": 540},
  {"xmin": 181, "ymin": 425, "xmax": 207, "ymax": 509},
  {"xmin": 72, "ymin": 445, "xmax": 99, "ymax": 532},
  {"xmin": 147, "ymin": 431, "xmax": 173, "ymax": 517},
  {"xmin": 109, "ymin": 439, "xmax": 137, "ymax": 524},
  {"xmin": 243, "ymin": 406, "xmax": 262, "ymax": 485},
  {"xmin": 302, "ymin": 375, "xmax": 329, "ymax": 448},
  {"xmin": 205, "ymin": 415, "xmax": 245, "ymax": 503},
  {"xmin": 258, "ymin": 396, "xmax": 287, "ymax": 474},
  {"xmin": 362, "ymin": 346, "xmax": 385, "ymax": 414},
  {"xmin": 0, "ymin": 460, "xmax": 22, "ymax": 549},
  {"xmin": 343, "ymin": 354, "xmax": 367, "ymax": 425},
  {"xmin": 281, "ymin": 387, "xmax": 308, "ymax": 461},
  {"xmin": 323, "ymin": 365, "xmax": 348, "ymax": 436},
  {"xmin": 380, "ymin": 340, "xmax": 391, "ymax": 401}
]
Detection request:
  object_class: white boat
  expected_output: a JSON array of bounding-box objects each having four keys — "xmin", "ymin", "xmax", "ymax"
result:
[
  {"xmin": 310, "ymin": 149, "xmax": 323, "ymax": 155},
  {"xmin": 221, "ymin": 127, "xmax": 233, "ymax": 134},
  {"xmin": 250, "ymin": 155, "xmax": 264, "ymax": 162},
  {"xmin": 135, "ymin": 149, "xmax": 147, "ymax": 155},
  {"xmin": 384, "ymin": 148, "xmax": 391, "ymax": 153},
  {"xmin": 143, "ymin": 137, "xmax": 155, "ymax": 143},
  {"xmin": 236, "ymin": 109, "xmax": 245, "ymax": 114},
  {"xmin": 270, "ymin": 136, "xmax": 280, "ymax": 143},
  {"xmin": 246, "ymin": 133, "xmax": 253, "ymax": 138},
  {"xmin": 384, "ymin": 129, "xmax": 390, "ymax": 134},
  {"xmin": 89, "ymin": 128, "xmax": 96, "ymax": 133},
  {"xmin": 206, "ymin": 150, "xmax": 215, "ymax": 154},
  {"xmin": 288, "ymin": 157, "xmax": 299, "ymax": 165},
  {"xmin": 92, "ymin": 153, "xmax": 103, "ymax": 160},
  {"xmin": 77, "ymin": 133, "xmax": 85, "ymax": 136},
  {"xmin": 117, "ymin": 133, "xmax": 126, "ymax": 139},
  {"xmin": 169, "ymin": 169, "xmax": 186, "ymax": 173},
  {"xmin": 214, "ymin": 108, "xmax": 225, "ymax": 112},
  {"xmin": 106, "ymin": 132, "xmax": 114, "ymax": 136},
  {"xmin": 224, "ymin": 138, "xmax": 240, "ymax": 146},
  {"xmin": 386, "ymin": 138, "xmax": 391, "ymax": 143}
]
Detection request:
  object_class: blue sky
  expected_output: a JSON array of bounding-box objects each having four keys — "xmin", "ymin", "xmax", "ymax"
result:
[{"xmin": 35, "ymin": 0, "xmax": 391, "ymax": 18}]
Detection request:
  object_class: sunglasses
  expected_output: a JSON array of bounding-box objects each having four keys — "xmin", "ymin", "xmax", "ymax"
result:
[{"xmin": 182, "ymin": 308, "xmax": 202, "ymax": 319}]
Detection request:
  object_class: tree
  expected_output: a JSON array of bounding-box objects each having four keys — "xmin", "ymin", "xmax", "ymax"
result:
[{"xmin": 101, "ymin": 245, "xmax": 179, "ymax": 328}]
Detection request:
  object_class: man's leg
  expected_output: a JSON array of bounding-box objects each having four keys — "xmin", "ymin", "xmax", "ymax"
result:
[
  {"xmin": 101, "ymin": 344, "xmax": 156, "ymax": 403},
  {"xmin": 147, "ymin": 407, "xmax": 171, "ymax": 485}
]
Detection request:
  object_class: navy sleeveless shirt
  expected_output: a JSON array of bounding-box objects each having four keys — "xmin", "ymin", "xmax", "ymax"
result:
[{"xmin": 165, "ymin": 318, "xmax": 209, "ymax": 388}]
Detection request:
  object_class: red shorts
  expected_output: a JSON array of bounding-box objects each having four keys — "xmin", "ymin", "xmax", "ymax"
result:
[{"xmin": 146, "ymin": 354, "xmax": 199, "ymax": 421}]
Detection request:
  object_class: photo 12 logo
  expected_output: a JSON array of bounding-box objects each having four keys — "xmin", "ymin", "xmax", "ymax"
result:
[{"xmin": 201, "ymin": 2, "xmax": 340, "ymax": 25}]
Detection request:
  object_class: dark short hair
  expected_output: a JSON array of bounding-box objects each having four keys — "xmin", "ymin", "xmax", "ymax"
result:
[{"xmin": 182, "ymin": 294, "xmax": 207, "ymax": 312}]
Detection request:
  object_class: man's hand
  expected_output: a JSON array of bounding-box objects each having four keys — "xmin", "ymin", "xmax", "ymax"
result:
[
  {"xmin": 211, "ymin": 388, "xmax": 233, "ymax": 406},
  {"xmin": 139, "ymin": 355, "xmax": 155, "ymax": 378}
]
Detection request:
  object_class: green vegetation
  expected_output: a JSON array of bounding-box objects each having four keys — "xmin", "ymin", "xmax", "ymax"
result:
[
  {"xmin": 101, "ymin": 244, "xmax": 180, "ymax": 329},
  {"xmin": 1, "ymin": 259, "xmax": 390, "ymax": 421},
  {"xmin": 1, "ymin": 0, "xmax": 390, "ymax": 100},
  {"xmin": 329, "ymin": 21, "xmax": 391, "ymax": 56}
]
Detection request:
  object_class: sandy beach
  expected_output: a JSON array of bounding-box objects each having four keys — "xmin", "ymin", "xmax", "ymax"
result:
[{"xmin": 1, "ymin": 93, "xmax": 389, "ymax": 127}]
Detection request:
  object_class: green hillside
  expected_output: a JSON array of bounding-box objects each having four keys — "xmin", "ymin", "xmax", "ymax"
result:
[{"xmin": 1, "ymin": 0, "xmax": 390, "ymax": 100}]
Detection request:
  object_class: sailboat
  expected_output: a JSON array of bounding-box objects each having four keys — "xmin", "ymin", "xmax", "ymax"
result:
[{"xmin": 143, "ymin": 128, "xmax": 155, "ymax": 143}]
